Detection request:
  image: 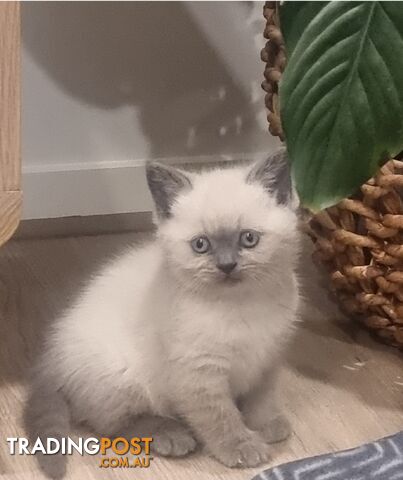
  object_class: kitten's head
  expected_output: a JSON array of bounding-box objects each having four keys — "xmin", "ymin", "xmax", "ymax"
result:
[{"xmin": 146, "ymin": 150, "xmax": 299, "ymax": 292}]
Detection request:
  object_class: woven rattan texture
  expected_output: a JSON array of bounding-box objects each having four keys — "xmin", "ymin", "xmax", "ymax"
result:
[{"xmin": 261, "ymin": 1, "xmax": 403, "ymax": 348}]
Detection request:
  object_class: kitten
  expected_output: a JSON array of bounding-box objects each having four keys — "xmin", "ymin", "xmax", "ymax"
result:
[{"xmin": 25, "ymin": 149, "xmax": 300, "ymax": 477}]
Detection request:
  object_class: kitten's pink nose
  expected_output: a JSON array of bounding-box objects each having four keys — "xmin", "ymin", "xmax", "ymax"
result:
[{"xmin": 217, "ymin": 262, "xmax": 237, "ymax": 275}]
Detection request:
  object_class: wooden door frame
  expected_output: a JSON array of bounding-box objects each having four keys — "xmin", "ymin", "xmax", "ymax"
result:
[{"xmin": 0, "ymin": 1, "xmax": 21, "ymax": 247}]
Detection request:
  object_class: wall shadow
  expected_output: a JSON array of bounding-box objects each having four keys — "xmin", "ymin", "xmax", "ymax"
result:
[{"xmin": 22, "ymin": 1, "xmax": 268, "ymax": 160}]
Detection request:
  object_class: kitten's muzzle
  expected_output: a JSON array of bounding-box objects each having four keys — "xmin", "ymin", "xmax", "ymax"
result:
[
  {"xmin": 217, "ymin": 261, "xmax": 237, "ymax": 275},
  {"xmin": 214, "ymin": 242, "xmax": 239, "ymax": 277}
]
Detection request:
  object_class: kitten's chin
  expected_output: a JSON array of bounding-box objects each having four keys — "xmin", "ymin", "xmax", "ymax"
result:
[{"xmin": 216, "ymin": 274, "xmax": 243, "ymax": 287}]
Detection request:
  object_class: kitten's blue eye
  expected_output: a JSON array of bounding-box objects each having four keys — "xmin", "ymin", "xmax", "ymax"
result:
[
  {"xmin": 240, "ymin": 230, "xmax": 260, "ymax": 248},
  {"xmin": 191, "ymin": 236, "xmax": 210, "ymax": 254}
]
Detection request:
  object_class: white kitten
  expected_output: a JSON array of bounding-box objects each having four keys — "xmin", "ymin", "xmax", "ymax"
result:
[{"xmin": 26, "ymin": 149, "xmax": 300, "ymax": 477}]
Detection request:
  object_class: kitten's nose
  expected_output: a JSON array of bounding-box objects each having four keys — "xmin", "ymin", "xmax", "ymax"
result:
[{"xmin": 217, "ymin": 262, "xmax": 237, "ymax": 275}]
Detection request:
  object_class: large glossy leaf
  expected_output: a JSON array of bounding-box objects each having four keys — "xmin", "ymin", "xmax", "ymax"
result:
[{"xmin": 279, "ymin": 2, "xmax": 403, "ymax": 211}]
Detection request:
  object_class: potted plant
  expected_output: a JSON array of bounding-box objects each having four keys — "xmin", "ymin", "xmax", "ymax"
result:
[{"xmin": 262, "ymin": 1, "xmax": 403, "ymax": 347}]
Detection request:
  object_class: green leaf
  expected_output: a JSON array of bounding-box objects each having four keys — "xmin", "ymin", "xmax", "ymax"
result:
[{"xmin": 279, "ymin": 1, "xmax": 403, "ymax": 211}]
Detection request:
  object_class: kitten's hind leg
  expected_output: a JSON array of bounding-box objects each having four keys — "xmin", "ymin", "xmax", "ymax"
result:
[
  {"xmin": 24, "ymin": 373, "xmax": 70, "ymax": 479},
  {"xmin": 123, "ymin": 415, "xmax": 197, "ymax": 457}
]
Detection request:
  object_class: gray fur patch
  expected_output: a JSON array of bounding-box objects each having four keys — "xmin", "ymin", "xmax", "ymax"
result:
[
  {"xmin": 24, "ymin": 367, "xmax": 70, "ymax": 479},
  {"xmin": 247, "ymin": 149, "xmax": 292, "ymax": 205},
  {"xmin": 209, "ymin": 229, "xmax": 240, "ymax": 273},
  {"xmin": 146, "ymin": 162, "xmax": 192, "ymax": 219}
]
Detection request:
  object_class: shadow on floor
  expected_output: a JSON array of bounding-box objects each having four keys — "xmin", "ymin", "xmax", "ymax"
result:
[{"xmin": 0, "ymin": 233, "xmax": 401, "ymax": 415}]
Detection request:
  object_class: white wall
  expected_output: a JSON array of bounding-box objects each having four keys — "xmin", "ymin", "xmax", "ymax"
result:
[{"xmin": 22, "ymin": 1, "xmax": 280, "ymax": 219}]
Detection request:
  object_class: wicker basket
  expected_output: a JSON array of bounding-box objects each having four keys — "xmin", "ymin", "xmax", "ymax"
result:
[{"xmin": 262, "ymin": 1, "xmax": 403, "ymax": 348}]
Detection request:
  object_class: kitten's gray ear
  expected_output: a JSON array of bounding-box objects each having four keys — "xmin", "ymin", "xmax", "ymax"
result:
[
  {"xmin": 146, "ymin": 162, "xmax": 192, "ymax": 218},
  {"xmin": 246, "ymin": 148, "xmax": 293, "ymax": 206}
]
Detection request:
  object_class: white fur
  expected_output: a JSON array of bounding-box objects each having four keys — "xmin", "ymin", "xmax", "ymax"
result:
[{"xmin": 44, "ymin": 163, "xmax": 300, "ymax": 444}]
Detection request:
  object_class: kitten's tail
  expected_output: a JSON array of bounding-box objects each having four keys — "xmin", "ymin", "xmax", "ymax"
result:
[{"xmin": 24, "ymin": 372, "xmax": 70, "ymax": 479}]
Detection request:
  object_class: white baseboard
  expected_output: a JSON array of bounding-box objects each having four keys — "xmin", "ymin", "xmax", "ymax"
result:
[{"xmin": 22, "ymin": 153, "xmax": 267, "ymax": 220}]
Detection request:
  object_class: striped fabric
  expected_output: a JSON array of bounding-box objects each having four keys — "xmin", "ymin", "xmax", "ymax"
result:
[{"xmin": 253, "ymin": 432, "xmax": 403, "ymax": 480}]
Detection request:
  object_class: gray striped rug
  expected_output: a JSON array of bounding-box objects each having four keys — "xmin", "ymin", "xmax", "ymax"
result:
[{"xmin": 253, "ymin": 431, "xmax": 403, "ymax": 480}]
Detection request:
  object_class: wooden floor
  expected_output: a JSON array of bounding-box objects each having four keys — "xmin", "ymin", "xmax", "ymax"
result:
[{"xmin": 0, "ymin": 232, "xmax": 402, "ymax": 480}]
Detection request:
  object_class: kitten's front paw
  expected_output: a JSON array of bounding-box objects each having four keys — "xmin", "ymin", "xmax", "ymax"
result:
[
  {"xmin": 261, "ymin": 415, "xmax": 291, "ymax": 444},
  {"xmin": 152, "ymin": 422, "xmax": 197, "ymax": 457},
  {"xmin": 213, "ymin": 432, "xmax": 270, "ymax": 468}
]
